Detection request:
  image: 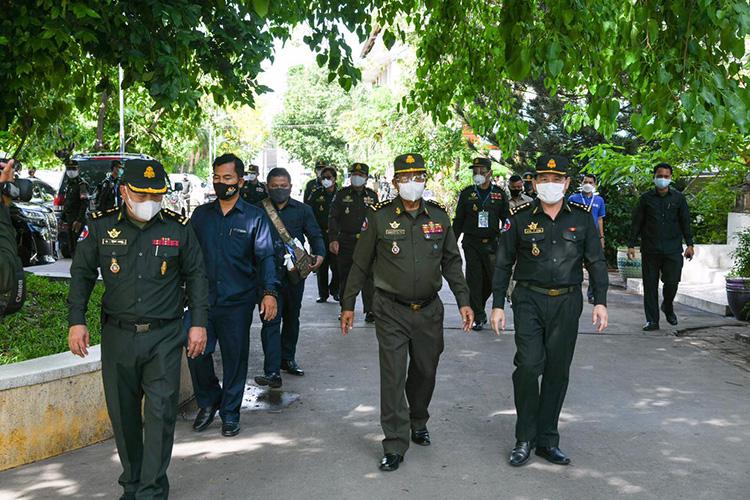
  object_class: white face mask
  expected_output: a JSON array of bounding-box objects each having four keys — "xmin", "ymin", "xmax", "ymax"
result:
[
  {"xmin": 473, "ymin": 174, "xmax": 487, "ymax": 185},
  {"xmin": 398, "ymin": 181, "xmax": 425, "ymax": 202},
  {"xmin": 536, "ymin": 182, "xmax": 566, "ymax": 204},
  {"xmin": 654, "ymin": 178, "xmax": 671, "ymax": 189},
  {"xmin": 125, "ymin": 193, "xmax": 162, "ymax": 221},
  {"xmin": 350, "ymin": 175, "xmax": 367, "ymax": 187},
  {"xmin": 321, "ymin": 178, "xmax": 334, "ymax": 189},
  {"xmin": 66, "ymin": 169, "xmax": 79, "ymax": 179},
  {"xmin": 581, "ymin": 183, "xmax": 595, "ymax": 194},
  {"xmin": 245, "ymin": 173, "xmax": 257, "ymax": 182}
]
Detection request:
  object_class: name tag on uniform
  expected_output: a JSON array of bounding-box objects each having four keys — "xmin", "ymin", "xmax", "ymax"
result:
[
  {"xmin": 102, "ymin": 238, "xmax": 127, "ymax": 245},
  {"xmin": 478, "ymin": 210, "xmax": 489, "ymax": 228},
  {"xmin": 230, "ymin": 228, "xmax": 248, "ymax": 236}
]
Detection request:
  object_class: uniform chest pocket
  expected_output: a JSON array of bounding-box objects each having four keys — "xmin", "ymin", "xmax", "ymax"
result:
[
  {"xmin": 423, "ymin": 232, "xmax": 444, "ymax": 256},
  {"xmin": 100, "ymin": 244, "xmax": 131, "ymax": 277},
  {"xmin": 520, "ymin": 233, "xmax": 545, "ymax": 257},
  {"xmin": 154, "ymin": 247, "xmax": 179, "ymax": 279},
  {"xmin": 562, "ymin": 230, "xmax": 583, "ymax": 245}
]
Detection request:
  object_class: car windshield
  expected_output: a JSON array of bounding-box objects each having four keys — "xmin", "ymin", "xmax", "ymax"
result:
[{"xmin": 31, "ymin": 181, "xmax": 55, "ymax": 203}]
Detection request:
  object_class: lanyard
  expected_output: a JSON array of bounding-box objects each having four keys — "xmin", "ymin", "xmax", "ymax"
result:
[
  {"xmin": 581, "ymin": 193, "xmax": 595, "ymax": 210},
  {"xmin": 474, "ymin": 186, "xmax": 492, "ymax": 209}
]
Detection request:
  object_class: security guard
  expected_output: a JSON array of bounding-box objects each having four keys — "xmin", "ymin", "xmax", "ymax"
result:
[
  {"xmin": 95, "ymin": 160, "xmax": 121, "ymax": 211},
  {"xmin": 62, "ymin": 159, "xmax": 89, "ymax": 255},
  {"xmin": 303, "ymin": 159, "xmax": 326, "ymax": 203},
  {"xmin": 453, "ymin": 157, "xmax": 509, "ymax": 330},
  {"xmin": 490, "ymin": 155, "xmax": 609, "ymax": 468},
  {"xmin": 341, "ymin": 153, "xmax": 473, "ymax": 472},
  {"xmin": 329, "ymin": 162, "xmax": 378, "ymax": 322},
  {"xmin": 522, "ymin": 171, "xmax": 536, "ymax": 198},
  {"xmin": 306, "ymin": 164, "xmax": 340, "ymax": 302},
  {"xmin": 239, "ymin": 163, "xmax": 268, "ymax": 205},
  {"xmin": 67, "ymin": 159, "xmax": 209, "ymax": 499}
]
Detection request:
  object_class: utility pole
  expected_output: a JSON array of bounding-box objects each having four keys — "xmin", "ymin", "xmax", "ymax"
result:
[{"xmin": 119, "ymin": 65, "xmax": 125, "ymax": 155}]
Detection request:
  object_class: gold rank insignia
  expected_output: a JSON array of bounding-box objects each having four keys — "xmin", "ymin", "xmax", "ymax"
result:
[
  {"xmin": 532, "ymin": 243, "xmax": 540, "ymax": 256},
  {"xmin": 345, "ymin": 207, "xmax": 350, "ymax": 214},
  {"xmin": 110, "ymin": 257, "xmax": 120, "ymax": 274},
  {"xmin": 392, "ymin": 241, "xmax": 400, "ymax": 254},
  {"xmin": 547, "ymin": 158, "xmax": 557, "ymax": 169},
  {"xmin": 389, "ymin": 221, "xmax": 400, "ymax": 229},
  {"xmin": 107, "ymin": 228, "xmax": 121, "ymax": 238},
  {"xmin": 395, "ymin": 206, "xmax": 401, "ymax": 215},
  {"xmin": 524, "ymin": 222, "xmax": 544, "ymax": 234},
  {"xmin": 406, "ymin": 155, "xmax": 415, "ymax": 164},
  {"xmin": 472, "ymin": 205, "xmax": 478, "ymax": 211},
  {"xmin": 144, "ymin": 166, "xmax": 156, "ymax": 178},
  {"xmin": 161, "ymin": 261, "xmax": 167, "ymax": 275}
]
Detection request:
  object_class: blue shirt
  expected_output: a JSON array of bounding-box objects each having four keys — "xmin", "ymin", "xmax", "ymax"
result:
[
  {"xmin": 190, "ymin": 198, "xmax": 279, "ymax": 306},
  {"xmin": 569, "ymin": 193, "xmax": 606, "ymax": 225},
  {"xmin": 264, "ymin": 198, "xmax": 326, "ymax": 280}
]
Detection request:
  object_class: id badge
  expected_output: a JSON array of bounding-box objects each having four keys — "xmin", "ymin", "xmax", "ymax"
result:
[{"xmin": 478, "ymin": 210, "xmax": 489, "ymax": 228}]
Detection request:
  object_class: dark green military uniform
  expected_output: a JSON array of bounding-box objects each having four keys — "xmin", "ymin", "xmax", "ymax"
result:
[
  {"xmin": 239, "ymin": 164, "xmax": 268, "ymax": 205},
  {"xmin": 492, "ymin": 155, "xmax": 608, "ymax": 449},
  {"xmin": 329, "ymin": 163, "xmax": 378, "ymax": 312},
  {"xmin": 63, "ymin": 163, "xmax": 89, "ymax": 254},
  {"xmin": 453, "ymin": 157, "xmax": 509, "ymax": 327},
  {"xmin": 67, "ymin": 159, "xmax": 209, "ymax": 499},
  {"xmin": 342, "ymin": 153, "xmax": 470, "ymax": 456},
  {"xmin": 303, "ymin": 160, "xmax": 327, "ymax": 204},
  {"xmin": 306, "ymin": 165, "xmax": 339, "ymax": 300},
  {"xmin": 0, "ymin": 201, "xmax": 24, "ymax": 316}
]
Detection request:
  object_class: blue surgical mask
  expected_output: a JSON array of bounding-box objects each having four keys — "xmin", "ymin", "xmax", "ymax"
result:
[{"xmin": 655, "ymin": 178, "xmax": 671, "ymax": 189}]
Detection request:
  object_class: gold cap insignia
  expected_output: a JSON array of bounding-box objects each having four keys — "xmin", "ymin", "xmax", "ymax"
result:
[
  {"xmin": 547, "ymin": 159, "xmax": 557, "ymax": 169},
  {"xmin": 107, "ymin": 228, "xmax": 121, "ymax": 238},
  {"xmin": 144, "ymin": 166, "xmax": 156, "ymax": 179},
  {"xmin": 528, "ymin": 222, "xmax": 538, "ymax": 231},
  {"xmin": 406, "ymin": 155, "xmax": 415, "ymax": 164},
  {"xmin": 389, "ymin": 221, "xmax": 400, "ymax": 229},
  {"xmin": 473, "ymin": 158, "xmax": 480, "ymax": 165}
]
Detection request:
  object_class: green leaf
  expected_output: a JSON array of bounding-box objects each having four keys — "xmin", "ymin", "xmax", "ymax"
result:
[
  {"xmin": 383, "ymin": 30, "xmax": 396, "ymax": 50},
  {"xmin": 252, "ymin": 0, "xmax": 269, "ymax": 18},
  {"xmin": 316, "ymin": 54, "xmax": 327, "ymax": 68}
]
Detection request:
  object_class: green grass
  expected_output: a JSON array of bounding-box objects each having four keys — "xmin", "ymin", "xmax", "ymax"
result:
[{"xmin": 0, "ymin": 274, "xmax": 104, "ymax": 365}]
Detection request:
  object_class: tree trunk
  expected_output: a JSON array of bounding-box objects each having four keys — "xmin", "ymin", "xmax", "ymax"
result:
[
  {"xmin": 12, "ymin": 115, "xmax": 33, "ymax": 158},
  {"xmin": 94, "ymin": 90, "xmax": 109, "ymax": 151}
]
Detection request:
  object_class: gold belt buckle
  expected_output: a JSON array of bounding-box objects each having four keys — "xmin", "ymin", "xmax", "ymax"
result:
[
  {"xmin": 548, "ymin": 289, "xmax": 561, "ymax": 297},
  {"xmin": 410, "ymin": 303, "xmax": 422, "ymax": 311},
  {"xmin": 135, "ymin": 323, "xmax": 151, "ymax": 333}
]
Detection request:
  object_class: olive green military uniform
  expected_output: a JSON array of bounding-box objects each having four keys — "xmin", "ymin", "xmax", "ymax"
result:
[
  {"xmin": 453, "ymin": 157, "xmax": 509, "ymax": 326},
  {"xmin": 240, "ymin": 164, "xmax": 268, "ymax": 205},
  {"xmin": 67, "ymin": 160, "xmax": 209, "ymax": 500},
  {"xmin": 342, "ymin": 154, "xmax": 470, "ymax": 455},
  {"xmin": 63, "ymin": 171, "xmax": 89, "ymax": 254},
  {"xmin": 307, "ymin": 167, "xmax": 339, "ymax": 300},
  {"xmin": 492, "ymin": 156, "xmax": 608, "ymax": 449},
  {"xmin": 329, "ymin": 163, "xmax": 378, "ymax": 311}
]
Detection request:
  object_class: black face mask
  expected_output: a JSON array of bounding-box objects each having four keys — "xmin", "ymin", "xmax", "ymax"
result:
[
  {"xmin": 268, "ymin": 187, "xmax": 292, "ymax": 204},
  {"xmin": 213, "ymin": 182, "xmax": 239, "ymax": 201},
  {"xmin": 509, "ymin": 189, "xmax": 523, "ymax": 198}
]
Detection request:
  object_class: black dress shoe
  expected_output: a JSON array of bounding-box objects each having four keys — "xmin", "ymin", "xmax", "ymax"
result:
[
  {"xmin": 379, "ymin": 453, "xmax": 404, "ymax": 471},
  {"xmin": 411, "ymin": 428, "xmax": 431, "ymax": 446},
  {"xmin": 281, "ymin": 359, "xmax": 305, "ymax": 376},
  {"xmin": 254, "ymin": 373, "xmax": 282, "ymax": 388},
  {"xmin": 332, "ymin": 293, "xmax": 340, "ymax": 302},
  {"xmin": 642, "ymin": 322, "xmax": 660, "ymax": 331},
  {"xmin": 661, "ymin": 303, "xmax": 678, "ymax": 325},
  {"xmin": 471, "ymin": 320, "xmax": 485, "ymax": 331},
  {"xmin": 192, "ymin": 403, "xmax": 220, "ymax": 432},
  {"xmin": 365, "ymin": 312, "xmax": 376, "ymax": 323},
  {"xmin": 535, "ymin": 446, "xmax": 571, "ymax": 465},
  {"xmin": 509, "ymin": 441, "xmax": 533, "ymax": 467},
  {"xmin": 316, "ymin": 296, "xmax": 328, "ymax": 303},
  {"xmin": 221, "ymin": 421, "xmax": 240, "ymax": 437}
]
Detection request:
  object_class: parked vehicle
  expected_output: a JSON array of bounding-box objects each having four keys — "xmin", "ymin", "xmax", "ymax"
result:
[
  {"xmin": 161, "ymin": 181, "xmax": 187, "ymax": 215},
  {"xmin": 168, "ymin": 173, "xmax": 207, "ymax": 211},
  {"xmin": 55, "ymin": 152, "xmax": 154, "ymax": 258},
  {"xmin": 11, "ymin": 196, "xmax": 58, "ymax": 267}
]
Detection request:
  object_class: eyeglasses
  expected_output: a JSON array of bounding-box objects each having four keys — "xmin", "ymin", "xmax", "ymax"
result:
[
  {"xmin": 321, "ymin": 176, "xmax": 334, "ymax": 181},
  {"xmin": 395, "ymin": 174, "xmax": 426, "ymax": 184}
]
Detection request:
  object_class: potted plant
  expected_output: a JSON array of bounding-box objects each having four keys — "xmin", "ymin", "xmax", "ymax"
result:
[{"xmin": 726, "ymin": 227, "xmax": 750, "ymax": 321}]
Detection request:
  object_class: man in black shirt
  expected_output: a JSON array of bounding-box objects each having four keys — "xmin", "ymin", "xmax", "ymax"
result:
[{"xmin": 628, "ymin": 162, "xmax": 694, "ymax": 330}]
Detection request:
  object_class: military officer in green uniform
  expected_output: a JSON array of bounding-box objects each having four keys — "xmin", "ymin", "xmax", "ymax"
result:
[
  {"xmin": 306, "ymin": 164, "xmax": 340, "ymax": 302},
  {"xmin": 67, "ymin": 159, "xmax": 209, "ymax": 499},
  {"xmin": 62, "ymin": 159, "xmax": 90, "ymax": 255},
  {"xmin": 341, "ymin": 153, "xmax": 473, "ymax": 472},
  {"xmin": 303, "ymin": 159, "xmax": 327, "ymax": 203},
  {"xmin": 490, "ymin": 155, "xmax": 609, "ymax": 468},
  {"xmin": 329, "ymin": 162, "xmax": 378, "ymax": 322},
  {"xmin": 453, "ymin": 157, "xmax": 509, "ymax": 331},
  {"xmin": 240, "ymin": 163, "xmax": 268, "ymax": 205}
]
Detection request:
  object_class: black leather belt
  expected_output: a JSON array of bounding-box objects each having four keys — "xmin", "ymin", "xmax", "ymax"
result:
[
  {"xmin": 104, "ymin": 315, "xmax": 179, "ymax": 333},
  {"xmin": 378, "ymin": 290, "xmax": 438, "ymax": 311},
  {"xmin": 516, "ymin": 282, "xmax": 576, "ymax": 297}
]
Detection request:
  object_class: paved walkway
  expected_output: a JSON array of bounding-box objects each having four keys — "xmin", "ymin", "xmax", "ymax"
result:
[{"xmin": 2, "ymin": 278, "xmax": 749, "ymax": 499}]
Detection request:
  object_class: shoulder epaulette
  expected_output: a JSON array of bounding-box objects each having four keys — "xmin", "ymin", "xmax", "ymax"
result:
[
  {"xmin": 372, "ymin": 199, "xmax": 394, "ymax": 211},
  {"xmin": 568, "ymin": 200, "xmax": 592, "ymax": 213},
  {"xmin": 162, "ymin": 208, "xmax": 189, "ymax": 225},
  {"xmin": 90, "ymin": 207, "xmax": 119, "ymax": 220},
  {"xmin": 425, "ymin": 199, "xmax": 447, "ymax": 211},
  {"xmin": 509, "ymin": 202, "xmax": 533, "ymax": 216}
]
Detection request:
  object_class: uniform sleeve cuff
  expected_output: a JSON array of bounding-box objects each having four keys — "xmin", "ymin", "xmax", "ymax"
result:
[
  {"xmin": 491, "ymin": 297, "xmax": 505, "ymax": 309},
  {"xmin": 262, "ymin": 289, "xmax": 278, "ymax": 298},
  {"xmin": 68, "ymin": 310, "xmax": 87, "ymax": 327},
  {"xmin": 340, "ymin": 298, "xmax": 356, "ymax": 311},
  {"xmin": 190, "ymin": 310, "xmax": 208, "ymax": 328}
]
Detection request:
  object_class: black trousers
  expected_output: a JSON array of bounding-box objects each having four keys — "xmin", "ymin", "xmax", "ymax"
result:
[
  {"xmin": 462, "ymin": 238, "xmax": 496, "ymax": 323},
  {"xmin": 316, "ymin": 233, "xmax": 339, "ymax": 299},
  {"xmin": 338, "ymin": 236, "xmax": 373, "ymax": 312},
  {"xmin": 510, "ymin": 285, "xmax": 583, "ymax": 447},
  {"xmin": 641, "ymin": 252, "xmax": 684, "ymax": 324}
]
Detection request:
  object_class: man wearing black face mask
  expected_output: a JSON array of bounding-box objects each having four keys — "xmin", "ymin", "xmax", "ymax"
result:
[
  {"xmin": 508, "ymin": 174, "xmax": 533, "ymax": 209},
  {"xmin": 187, "ymin": 153, "xmax": 279, "ymax": 437},
  {"xmin": 256, "ymin": 167, "xmax": 325, "ymax": 386}
]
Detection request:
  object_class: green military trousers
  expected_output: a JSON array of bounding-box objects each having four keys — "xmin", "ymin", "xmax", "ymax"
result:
[
  {"xmin": 372, "ymin": 291, "xmax": 445, "ymax": 455},
  {"xmin": 509, "ymin": 285, "xmax": 583, "ymax": 448},
  {"xmin": 100, "ymin": 318, "xmax": 184, "ymax": 500},
  {"xmin": 462, "ymin": 237, "xmax": 496, "ymax": 324}
]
